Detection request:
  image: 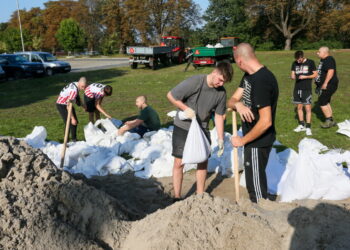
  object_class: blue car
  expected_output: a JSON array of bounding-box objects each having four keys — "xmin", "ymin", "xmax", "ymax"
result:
[{"xmin": 0, "ymin": 54, "xmax": 45, "ymax": 79}]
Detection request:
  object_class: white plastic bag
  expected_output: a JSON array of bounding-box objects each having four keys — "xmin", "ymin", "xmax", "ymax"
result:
[{"xmin": 182, "ymin": 118, "xmax": 211, "ymax": 164}]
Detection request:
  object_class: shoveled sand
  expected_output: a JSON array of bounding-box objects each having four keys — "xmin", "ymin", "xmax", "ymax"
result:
[{"xmin": 1, "ymin": 136, "xmax": 349, "ymax": 250}]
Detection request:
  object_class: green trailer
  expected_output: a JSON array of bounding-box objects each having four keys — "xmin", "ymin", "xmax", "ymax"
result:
[{"xmin": 192, "ymin": 46, "xmax": 233, "ymax": 66}]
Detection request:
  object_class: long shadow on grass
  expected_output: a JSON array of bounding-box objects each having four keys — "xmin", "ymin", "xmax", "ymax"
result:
[
  {"xmin": 0, "ymin": 69, "xmax": 126, "ymax": 109},
  {"xmin": 311, "ymin": 101, "xmax": 325, "ymax": 122}
]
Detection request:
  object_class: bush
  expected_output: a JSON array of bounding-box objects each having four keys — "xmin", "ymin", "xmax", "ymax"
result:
[{"xmin": 293, "ymin": 39, "xmax": 343, "ymax": 50}]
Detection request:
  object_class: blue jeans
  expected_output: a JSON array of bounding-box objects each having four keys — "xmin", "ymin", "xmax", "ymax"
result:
[{"xmin": 129, "ymin": 125, "xmax": 150, "ymax": 137}]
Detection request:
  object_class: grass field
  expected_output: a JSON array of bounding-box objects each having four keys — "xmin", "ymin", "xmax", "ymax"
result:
[{"xmin": 0, "ymin": 50, "xmax": 349, "ymax": 151}]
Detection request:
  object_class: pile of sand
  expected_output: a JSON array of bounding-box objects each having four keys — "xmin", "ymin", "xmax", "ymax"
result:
[
  {"xmin": 0, "ymin": 137, "xmax": 129, "ymax": 249},
  {"xmin": 1, "ymin": 136, "xmax": 349, "ymax": 250},
  {"xmin": 123, "ymin": 194, "xmax": 350, "ymax": 250}
]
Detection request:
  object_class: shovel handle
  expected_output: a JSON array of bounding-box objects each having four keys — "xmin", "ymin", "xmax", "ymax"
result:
[
  {"xmin": 60, "ymin": 102, "xmax": 73, "ymax": 168},
  {"xmin": 228, "ymin": 108, "xmax": 240, "ymax": 202}
]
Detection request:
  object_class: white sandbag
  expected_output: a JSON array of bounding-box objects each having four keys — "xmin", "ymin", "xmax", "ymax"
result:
[
  {"xmin": 94, "ymin": 118, "xmax": 118, "ymax": 134},
  {"xmin": 24, "ymin": 126, "xmax": 47, "ymax": 148},
  {"xmin": 182, "ymin": 118, "xmax": 211, "ymax": 164},
  {"xmin": 167, "ymin": 110, "xmax": 177, "ymax": 118},
  {"xmin": 337, "ymin": 119, "xmax": 350, "ymax": 137},
  {"xmin": 214, "ymin": 43, "xmax": 224, "ymax": 48}
]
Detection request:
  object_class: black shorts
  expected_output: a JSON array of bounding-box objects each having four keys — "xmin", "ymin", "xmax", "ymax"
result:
[
  {"xmin": 293, "ymin": 89, "xmax": 312, "ymax": 105},
  {"xmin": 318, "ymin": 84, "xmax": 338, "ymax": 106},
  {"xmin": 56, "ymin": 103, "xmax": 78, "ymax": 123},
  {"xmin": 84, "ymin": 95, "xmax": 96, "ymax": 112},
  {"xmin": 172, "ymin": 125, "xmax": 211, "ymax": 159}
]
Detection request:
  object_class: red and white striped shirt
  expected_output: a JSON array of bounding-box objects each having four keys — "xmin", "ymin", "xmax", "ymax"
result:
[
  {"xmin": 84, "ymin": 83, "xmax": 105, "ymax": 99},
  {"xmin": 56, "ymin": 82, "xmax": 78, "ymax": 105}
]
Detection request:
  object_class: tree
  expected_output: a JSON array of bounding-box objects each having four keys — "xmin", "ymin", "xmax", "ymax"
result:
[
  {"xmin": 42, "ymin": 0, "xmax": 86, "ymax": 52},
  {"xmin": 56, "ymin": 18, "xmax": 86, "ymax": 53},
  {"xmin": 202, "ymin": 0, "xmax": 251, "ymax": 45},
  {"xmin": 0, "ymin": 27, "xmax": 31, "ymax": 52},
  {"xmin": 248, "ymin": 0, "xmax": 318, "ymax": 50}
]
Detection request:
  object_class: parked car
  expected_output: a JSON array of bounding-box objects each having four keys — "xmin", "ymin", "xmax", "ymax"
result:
[
  {"xmin": 16, "ymin": 51, "xmax": 71, "ymax": 76},
  {"xmin": 0, "ymin": 64, "xmax": 6, "ymax": 81},
  {"xmin": 0, "ymin": 54, "xmax": 45, "ymax": 79}
]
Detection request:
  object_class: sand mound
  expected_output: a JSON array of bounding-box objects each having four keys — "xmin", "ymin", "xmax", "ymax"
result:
[
  {"xmin": 1, "ymin": 136, "xmax": 350, "ymax": 250},
  {"xmin": 0, "ymin": 137, "xmax": 129, "ymax": 249},
  {"xmin": 123, "ymin": 194, "xmax": 350, "ymax": 250}
]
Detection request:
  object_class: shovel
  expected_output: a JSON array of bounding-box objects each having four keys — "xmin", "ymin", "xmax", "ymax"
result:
[
  {"xmin": 60, "ymin": 102, "xmax": 73, "ymax": 168},
  {"xmin": 228, "ymin": 108, "xmax": 240, "ymax": 202}
]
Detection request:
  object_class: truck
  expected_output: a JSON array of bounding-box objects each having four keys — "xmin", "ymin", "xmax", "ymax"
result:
[
  {"xmin": 127, "ymin": 36, "xmax": 185, "ymax": 70},
  {"xmin": 192, "ymin": 37, "xmax": 240, "ymax": 66}
]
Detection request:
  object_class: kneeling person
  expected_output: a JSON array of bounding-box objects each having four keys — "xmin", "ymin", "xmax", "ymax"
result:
[
  {"xmin": 84, "ymin": 83, "xmax": 113, "ymax": 123},
  {"xmin": 118, "ymin": 96, "xmax": 161, "ymax": 137}
]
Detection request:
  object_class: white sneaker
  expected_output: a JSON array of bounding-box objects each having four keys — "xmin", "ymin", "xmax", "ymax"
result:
[
  {"xmin": 306, "ymin": 128, "xmax": 312, "ymax": 136},
  {"xmin": 294, "ymin": 125, "xmax": 306, "ymax": 132}
]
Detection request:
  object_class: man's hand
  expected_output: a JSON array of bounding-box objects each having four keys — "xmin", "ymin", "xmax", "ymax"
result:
[
  {"xmin": 184, "ymin": 107, "xmax": 196, "ymax": 119},
  {"xmin": 105, "ymin": 114, "xmax": 112, "ymax": 119},
  {"xmin": 217, "ymin": 139, "xmax": 224, "ymax": 157},
  {"xmin": 231, "ymin": 136, "xmax": 245, "ymax": 147},
  {"xmin": 235, "ymin": 102, "xmax": 254, "ymax": 123},
  {"xmin": 298, "ymin": 75, "xmax": 306, "ymax": 80},
  {"xmin": 321, "ymin": 83, "xmax": 327, "ymax": 90}
]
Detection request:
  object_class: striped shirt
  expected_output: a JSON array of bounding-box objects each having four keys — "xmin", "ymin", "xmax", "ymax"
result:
[
  {"xmin": 84, "ymin": 83, "xmax": 105, "ymax": 99},
  {"xmin": 56, "ymin": 82, "xmax": 78, "ymax": 105}
]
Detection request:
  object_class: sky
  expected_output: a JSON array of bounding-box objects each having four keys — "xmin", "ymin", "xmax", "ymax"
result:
[{"xmin": 0, "ymin": 0, "xmax": 209, "ymax": 23}]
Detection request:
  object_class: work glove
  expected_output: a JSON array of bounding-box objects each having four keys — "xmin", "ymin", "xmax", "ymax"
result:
[
  {"xmin": 184, "ymin": 107, "xmax": 196, "ymax": 120},
  {"xmin": 217, "ymin": 139, "xmax": 224, "ymax": 157}
]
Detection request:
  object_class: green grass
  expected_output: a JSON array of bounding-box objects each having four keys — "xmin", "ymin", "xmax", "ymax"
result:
[{"xmin": 1, "ymin": 50, "xmax": 349, "ymax": 150}]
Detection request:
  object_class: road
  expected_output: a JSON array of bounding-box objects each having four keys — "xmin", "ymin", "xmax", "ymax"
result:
[{"xmin": 64, "ymin": 58, "xmax": 129, "ymax": 72}]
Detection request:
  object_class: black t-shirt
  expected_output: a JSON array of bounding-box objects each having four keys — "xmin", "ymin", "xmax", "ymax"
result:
[
  {"xmin": 315, "ymin": 56, "xmax": 338, "ymax": 87},
  {"xmin": 239, "ymin": 66, "xmax": 279, "ymax": 148},
  {"xmin": 291, "ymin": 59, "xmax": 316, "ymax": 90}
]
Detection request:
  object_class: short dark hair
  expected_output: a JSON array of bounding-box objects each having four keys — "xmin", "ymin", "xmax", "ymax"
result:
[
  {"xmin": 215, "ymin": 61, "xmax": 233, "ymax": 82},
  {"xmin": 104, "ymin": 85, "xmax": 113, "ymax": 96},
  {"xmin": 294, "ymin": 50, "xmax": 304, "ymax": 59}
]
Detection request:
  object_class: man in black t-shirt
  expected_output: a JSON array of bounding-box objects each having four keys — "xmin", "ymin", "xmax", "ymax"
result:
[
  {"xmin": 315, "ymin": 46, "xmax": 339, "ymax": 128},
  {"xmin": 291, "ymin": 51, "xmax": 317, "ymax": 136},
  {"xmin": 228, "ymin": 43, "xmax": 279, "ymax": 203}
]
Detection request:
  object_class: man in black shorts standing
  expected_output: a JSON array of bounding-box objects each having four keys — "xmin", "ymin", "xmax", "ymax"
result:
[
  {"xmin": 56, "ymin": 77, "xmax": 87, "ymax": 142},
  {"xmin": 228, "ymin": 43, "xmax": 279, "ymax": 203},
  {"xmin": 315, "ymin": 46, "xmax": 339, "ymax": 128},
  {"xmin": 84, "ymin": 83, "xmax": 113, "ymax": 123},
  {"xmin": 167, "ymin": 61, "xmax": 233, "ymax": 201},
  {"xmin": 291, "ymin": 50, "xmax": 317, "ymax": 136}
]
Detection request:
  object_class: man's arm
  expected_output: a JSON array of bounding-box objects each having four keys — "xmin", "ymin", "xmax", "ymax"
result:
[
  {"xmin": 231, "ymin": 106, "xmax": 272, "ymax": 147},
  {"xmin": 227, "ymin": 88, "xmax": 255, "ymax": 123},
  {"xmin": 118, "ymin": 119, "xmax": 143, "ymax": 136},
  {"xmin": 299, "ymin": 70, "xmax": 318, "ymax": 80},
  {"xmin": 214, "ymin": 113, "xmax": 224, "ymax": 141},
  {"xmin": 321, "ymin": 69, "xmax": 335, "ymax": 89},
  {"xmin": 291, "ymin": 71, "xmax": 296, "ymax": 80},
  {"xmin": 167, "ymin": 91, "xmax": 189, "ymax": 111},
  {"xmin": 95, "ymin": 98, "xmax": 112, "ymax": 118}
]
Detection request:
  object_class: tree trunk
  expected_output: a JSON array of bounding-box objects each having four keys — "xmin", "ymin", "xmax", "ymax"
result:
[{"xmin": 284, "ymin": 37, "xmax": 292, "ymax": 50}]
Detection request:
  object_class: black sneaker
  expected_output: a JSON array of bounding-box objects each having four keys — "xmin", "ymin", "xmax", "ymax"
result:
[
  {"xmin": 172, "ymin": 197, "xmax": 182, "ymax": 203},
  {"xmin": 320, "ymin": 120, "xmax": 337, "ymax": 128}
]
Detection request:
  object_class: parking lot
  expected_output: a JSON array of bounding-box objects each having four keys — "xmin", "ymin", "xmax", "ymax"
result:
[{"xmin": 65, "ymin": 57, "xmax": 129, "ymax": 72}]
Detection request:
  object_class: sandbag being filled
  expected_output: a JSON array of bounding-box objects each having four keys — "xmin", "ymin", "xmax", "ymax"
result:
[{"xmin": 182, "ymin": 118, "xmax": 211, "ymax": 164}]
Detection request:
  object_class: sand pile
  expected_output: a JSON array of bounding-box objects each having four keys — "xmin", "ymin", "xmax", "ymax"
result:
[
  {"xmin": 1, "ymin": 136, "xmax": 350, "ymax": 250},
  {"xmin": 0, "ymin": 136, "xmax": 130, "ymax": 249},
  {"xmin": 122, "ymin": 194, "xmax": 350, "ymax": 250}
]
